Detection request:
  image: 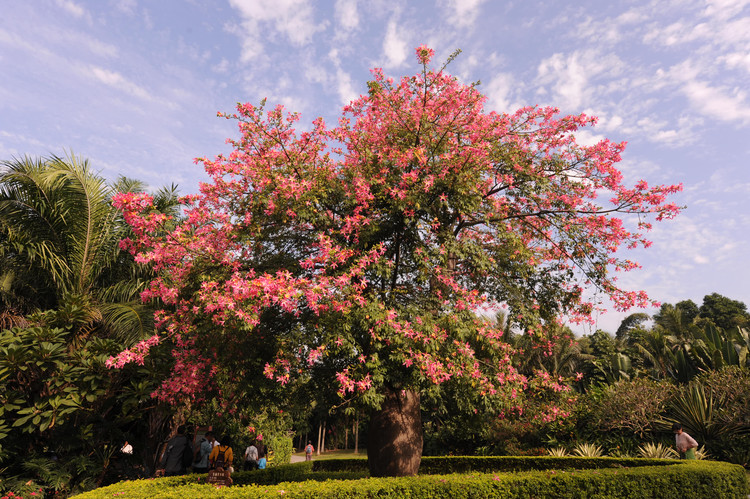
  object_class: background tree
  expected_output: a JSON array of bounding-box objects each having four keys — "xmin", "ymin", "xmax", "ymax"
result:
[
  {"xmin": 0, "ymin": 155, "xmax": 177, "ymax": 495},
  {"xmin": 615, "ymin": 312, "xmax": 650, "ymax": 340},
  {"xmin": 112, "ymin": 47, "xmax": 681, "ymax": 476},
  {"xmin": 698, "ymin": 292, "xmax": 750, "ymax": 330}
]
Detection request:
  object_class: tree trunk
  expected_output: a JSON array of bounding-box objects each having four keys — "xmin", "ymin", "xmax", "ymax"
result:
[
  {"xmin": 367, "ymin": 388, "xmax": 423, "ymax": 477},
  {"xmin": 321, "ymin": 420, "xmax": 327, "ymax": 453},
  {"xmin": 354, "ymin": 413, "xmax": 359, "ymax": 454},
  {"xmin": 316, "ymin": 421, "xmax": 322, "ymax": 456}
]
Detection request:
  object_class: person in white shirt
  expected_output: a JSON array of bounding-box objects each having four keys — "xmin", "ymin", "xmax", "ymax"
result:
[
  {"xmin": 244, "ymin": 443, "xmax": 259, "ymax": 470},
  {"xmin": 672, "ymin": 423, "xmax": 698, "ymax": 459}
]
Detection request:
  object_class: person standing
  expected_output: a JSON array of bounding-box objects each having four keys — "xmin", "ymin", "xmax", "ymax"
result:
[
  {"xmin": 305, "ymin": 441, "xmax": 314, "ymax": 461},
  {"xmin": 121, "ymin": 441, "xmax": 133, "ymax": 455},
  {"xmin": 161, "ymin": 425, "xmax": 192, "ymax": 476},
  {"xmin": 193, "ymin": 434, "xmax": 212, "ymax": 473},
  {"xmin": 257, "ymin": 443, "xmax": 267, "ymax": 470},
  {"xmin": 209, "ymin": 436, "xmax": 234, "ymax": 472},
  {"xmin": 206, "ymin": 431, "xmax": 220, "ymax": 448},
  {"xmin": 244, "ymin": 442, "xmax": 259, "ymax": 470},
  {"xmin": 673, "ymin": 423, "xmax": 699, "ymax": 459}
]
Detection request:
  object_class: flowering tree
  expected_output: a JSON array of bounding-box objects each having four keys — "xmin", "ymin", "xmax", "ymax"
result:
[{"xmin": 111, "ymin": 47, "xmax": 681, "ymax": 476}]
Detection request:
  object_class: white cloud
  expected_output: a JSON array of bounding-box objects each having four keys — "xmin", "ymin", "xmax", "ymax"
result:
[
  {"xmin": 0, "ymin": 130, "xmax": 50, "ymax": 150},
  {"xmin": 335, "ymin": 68, "xmax": 358, "ymax": 105},
  {"xmin": 484, "ymin": 73, "xmax": 515, "ymax": 113},
  {"xmin": 115, "ymin": 0, "xmax": 137, "ymax": 16},
  {"xmin": 442, "ymin": 0, "xmax": 488, "ymax": 27},
  {"xmin": 641, "ymin": 2, "xmax": 750, "ymax": 50},
  {"xmin": 703, "ymin": 0, "xmax": 750, "ymax": 21},
  {"xmin": 227, "ymin": 0, "xmax": 320, "ymax": 62},
  {"xmin": 51, "ymin": 28, "xmax": 119, "ymax": 58},
  {"xmin": 621, "ymin": 115, "xmax": 694, "ymax": 146},
  {"xmin": 305, "ymin": 63, "xmax": 329, "ymax": 85},
  {"xmin": 535, "ymin": 50, "xmax": 624, "ymax": 111},
  {"xmin": 382, "ymin": 17, "xmax": 408, "ymax": 68},
  {"xmin": 88, "ymin": 65, "xmax": 155, "ymax": 102},
  {"xmin": 54, "ymin": 0, "xmax": 87, "ymax": 19},
  {"xmin": 573, "ymin": 129, "xmax": 606, "ymax": 147},
  {"xmin": 680, "ymin": 77, "xmax": 750, "ymax": 124},
  {"xmin": 584, "ymin": 111, "xmax": 625, "ymax": 133},
  {"xmin": 721, "ymin": 51, "xmax": 750, "ymax": 73},
  {"xmin": 575, "ymin": 9, "xmax": 648, "ymax": 45},
  {"xmin": 642, "ymin": 21, "xmax": 711, "ymax": 46},
  {"xmin": 335, "ymin": 0, "xmax": 359, "ymax": 31},
  {"xmin": 213, "ymin": 58, "xmax": 230, "ymax": 74}
]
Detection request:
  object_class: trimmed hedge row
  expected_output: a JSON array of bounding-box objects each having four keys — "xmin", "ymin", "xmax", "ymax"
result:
[
  {"xmin": 74, "ymin": 458, "xmax": 748, "ymax": 498},
  {"xmin": 312, "ymin": 455, "xmax": 679, "ymax": 473},
  {"xmin": 123, "ymin": 462, "xmax": 365, "ymax": 487}
]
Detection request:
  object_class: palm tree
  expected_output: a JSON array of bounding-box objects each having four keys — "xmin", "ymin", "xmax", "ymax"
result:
[{"xmin": 0, "ymin": 153, "xmax": 176, "ymax": 343}]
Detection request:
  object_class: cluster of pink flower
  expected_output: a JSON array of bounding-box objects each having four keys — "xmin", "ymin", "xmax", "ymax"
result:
[
  {"xmin": 107, "ymin": 45, "xmax": 680, "ymax": 411},
  {"xmin": 0, "ymin": 487, "xmax": 43, "ymax": 499},
  {"xmin": 105, "ymin": 334, "xmax": 160, "ymax": 368}
]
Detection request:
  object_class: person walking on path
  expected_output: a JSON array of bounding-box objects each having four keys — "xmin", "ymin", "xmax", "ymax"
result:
[{"xmin": 305, "ymin": 441, "xmax": 314, "ymax": 461}]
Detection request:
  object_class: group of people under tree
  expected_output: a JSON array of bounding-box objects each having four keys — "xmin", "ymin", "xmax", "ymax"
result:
[
  {"xmin": 242, "ymin": 440, "xmax": 268, "ymax": 470},
  {"xmin": 158, "ymin": 426, "xmax": 268, "ymax": 477}
]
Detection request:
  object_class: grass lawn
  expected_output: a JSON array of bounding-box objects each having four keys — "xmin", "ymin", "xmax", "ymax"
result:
[{"xmin": 291, "ymin": 449, "xmax": 367, "ymax": 461}]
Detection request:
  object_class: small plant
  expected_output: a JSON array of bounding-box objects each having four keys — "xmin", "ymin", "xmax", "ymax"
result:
[
  {"xmin": 547, "ymin": 447, "xmax": 569, "ymax": 457},
  {"xmin": 571, "ymin": 442, "xmax": 605, "ymax": 457},
  {"xmin": 608, "ymin": 448, "xmax": 632, "ymax": 458},
  {"xmin": 695, "ymin": 445, "xmax": 710, "ymax": 460},
  {"xmin": 637, "ymin": 442, "xmax": 678, "ymax": 459}
]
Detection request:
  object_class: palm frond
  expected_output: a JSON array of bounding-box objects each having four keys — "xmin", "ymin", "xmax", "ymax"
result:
[{"xmin": 99, "ymin": 301, "xmax": 154, "ymax": 345}]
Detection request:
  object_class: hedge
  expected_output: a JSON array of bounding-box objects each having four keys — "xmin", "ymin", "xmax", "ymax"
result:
[
  {"xmin": 312, "ymin": 455, "xmax": 681, "ymax": 473},
  {"xmin": 73, "ymin": 457, "xmax": 748, "ymax": 498}
]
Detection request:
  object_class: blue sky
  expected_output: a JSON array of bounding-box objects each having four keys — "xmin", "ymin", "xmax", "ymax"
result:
[{"xmin": 1, "ymin": 0, "xmax": 749, "ymax": 334}]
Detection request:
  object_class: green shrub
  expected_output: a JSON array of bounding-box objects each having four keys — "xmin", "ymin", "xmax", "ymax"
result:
[
  {"xmin": 312, "ymin": 455, "xmax": 705, "ymax": 474},
  {"xmin": 266, "ymin": 435, "xmax": 293, "ymax": 467},
  {"xmin": 637, "ymin": 442, "xmax": 678, "ymax": 459},
  {"xmin": 70, "ymin": 459, "xmax": 749, "ymax": 498},
  {"xmin": 578, "ymin": 379, "xmax": 674, "ymax": 440},
  {"xmin": 571, "ymin": 443, "xmax": 605, "ymax": 457}
]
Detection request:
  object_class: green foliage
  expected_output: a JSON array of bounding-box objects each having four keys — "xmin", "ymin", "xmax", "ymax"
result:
[
  {"xmin": 579, "ymin": 378, "xmax": 674, "ymax": 439},
  {"xmin": 699, "ymin": 293, "xmax": 750, "ymax": 331},
  {"xmin": 700, "ymin": 366, "xmax": 750, "ymax": 435},
  {"xmin": 615, "ymin": 312, "xmax": 650, "ymax": 339},
  {"xmin": 664, "ymin": 381, "xmax": 722, "ymax": 444},
  {"xmin": 592, "ymin": 352, "xmax": 632, "ymax": 383},
  {"xmin": 71, "ymin": 458, "xmax": 749, "ymax": 499},
  {"xmin": 266, "ymin": 435, "xmax": 293, "ymax": 467},
  {"xmin": 0, "ymin": 155, "xmax": 178, "ymax": 497},
  {"xmin": 314, "ymin": 455, "xmax": 675, "ymax": 473},
  {"xmin": 695, "ymin": 445, "xmax": 710, "ymax": 460},
  {"xmin": 637, "ymin": 442, "xmax": 678, "ymax": 459},
  {"xmin": 571, "ymin": 442, "xmax": 604, "ymax": 457},
  {"xmin": 689, "ymin": 324, "xmax": 747, "ymax": 371}
]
